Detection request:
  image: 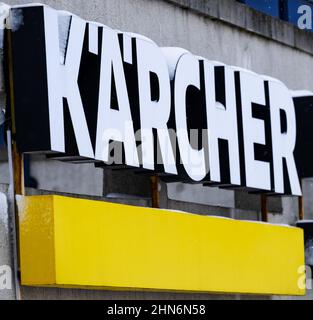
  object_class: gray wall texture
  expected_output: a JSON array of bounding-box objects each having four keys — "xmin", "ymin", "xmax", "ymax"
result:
[
  {"xmin": 0, "ymin": 187, "xmax": 15, "ymax": 300},
  {"xmin": 0, "ymin": 0, "xmax": 313, "ymax": 300}
]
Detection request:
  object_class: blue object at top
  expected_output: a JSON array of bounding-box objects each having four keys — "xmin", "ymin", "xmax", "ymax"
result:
[
  {"xmin": 240, "ymin": 0, "xmax": 281, "ymax": 18},
  {"xmin": 285, "ymin": 0, "xmax": 313, "ymax": 26},
  {"xmin": 239, "ymin": 0, "xmax": 313, "ymax": 31}
]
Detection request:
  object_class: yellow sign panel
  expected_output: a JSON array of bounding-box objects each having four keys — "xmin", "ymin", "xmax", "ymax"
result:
[{"xmin": 18, "ymin": 195, "xmax": 305, "ymax": 295}]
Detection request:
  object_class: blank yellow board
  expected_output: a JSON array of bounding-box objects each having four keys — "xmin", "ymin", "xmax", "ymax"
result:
[{"xmin": 17, "ymin": 195, "xmax": 305, "ymax": 296}]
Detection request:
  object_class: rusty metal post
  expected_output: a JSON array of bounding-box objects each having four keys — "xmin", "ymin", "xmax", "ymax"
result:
[
  {"xmin": 6, "ymin": 29, "xmax": 25, "ymax": 196},
  {"xmin": 298, "ymin": 180, "xmax": 304, "ymax": 221},
  {"xmin": 298, "ymin": 196, "xmax": 304, "ymax": 221},
  {"xmin": 12, "ymin": 144, "xmax": 24, "ymax": 196},
  {"xmin": 261, "ymin": 194, "xmax": 268, "ymax": 223},
  {"xmin": 150, "ymin": 175, "xmax": 160, "ymax": 209}
]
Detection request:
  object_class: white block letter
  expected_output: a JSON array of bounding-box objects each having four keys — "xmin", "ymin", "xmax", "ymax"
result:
[
  {"xmin": 240, "ymin": 71, "xmax": 271, "ymax": 191},
  {"xmin": 204, "ymin": 62, "xmax": 241, "ymax": 185},
  {"xmin": 136, "ymin": 38, "xmax": 177, "ymax": 174},
  {"xmin": 174, "ymin": 54, "xmax": 207, "ymax": 181},
  {"xmin": 44, "ymin": 8, "xmax": 94, "ymax": 158},
  {"xmin": 269, "ymin": 80, "xmax": 302, "ymax": 196},
  {"xmin": 95, "ymin": 28, "xmax": 139, "ymax": 167}
]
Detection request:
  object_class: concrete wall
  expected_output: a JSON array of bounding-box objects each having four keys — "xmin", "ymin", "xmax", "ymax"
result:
[
  {"xmin": 0, "ymin": 0, "xmax": 313, "ymax": 300},
  {"xmin": 4, "ymin": 0, "xmax": 313, "ymax": 91}
]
